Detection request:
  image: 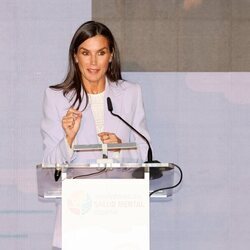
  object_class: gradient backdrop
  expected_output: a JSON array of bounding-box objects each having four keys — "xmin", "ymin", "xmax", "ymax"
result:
[{"xmin": 1, "ymin": 1, "xmax": 250, "ymax": 249}]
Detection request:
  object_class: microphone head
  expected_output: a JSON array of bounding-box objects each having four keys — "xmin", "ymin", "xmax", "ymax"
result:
[
  {"xmin": 107, "ymin": 97, "xmax": 113, "ymax": 112},
  {"xmin": 54, "ymin": 169, "xmax": 61, "ymax": 182}
]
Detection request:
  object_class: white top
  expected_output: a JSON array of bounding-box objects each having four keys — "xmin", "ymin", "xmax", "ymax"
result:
[{"xmin": 88, "ymin": 92, "xmax": 105, "ymax": 138}]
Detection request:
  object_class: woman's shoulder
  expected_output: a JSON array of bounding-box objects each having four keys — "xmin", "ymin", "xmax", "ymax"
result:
[
  {"xmin": 43, "ymin": 86, "xmax": 74, "ymax": 115},
  {"xmin": 44, "ymin": 86, "xmax": 64, "ymax": 97},
  {"xmin": 44, "ymin": 86, "xmax": 74, "ymax": 101},
  {"xmin": 43, "ymin": 86, "xmax": 74, "ymax": 108},
  {"xmin": 111, "ymin": 79, "xmax": 141, "ymax": 93}
]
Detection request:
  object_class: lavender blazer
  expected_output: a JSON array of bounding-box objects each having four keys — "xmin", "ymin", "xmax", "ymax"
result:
[
  {"xmin": 41, "ymin": 79, "xmax": 150, "ymax": 165},
  {"xmin": 41, "ymin": 80, "xmax": 150, "ymax": 248}
]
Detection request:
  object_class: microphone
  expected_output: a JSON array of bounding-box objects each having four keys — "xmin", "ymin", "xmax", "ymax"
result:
[
  {"xmin": 54, "ymin": 165, "xmax": 61, "ymax": 182},
  {"xmin": 107, "ymin": 97, "xmax": 162, "ymax": 179}
]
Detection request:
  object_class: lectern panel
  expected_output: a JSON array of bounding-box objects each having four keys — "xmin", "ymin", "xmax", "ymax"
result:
[{"xmin": 62, "ymin": 178, "xmax": 149, "ymax": 250}]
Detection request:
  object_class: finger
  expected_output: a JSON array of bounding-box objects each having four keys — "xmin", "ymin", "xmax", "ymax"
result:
[
  {"xmin": 63, "ymin": 119, "xmax": 75, "ymax": 126},
  {"xmin": 98, "ymin": 132, "xmax": 121, "ymax": 142},
  {"xmin": 98, "ymin": 133, "xmax": 109, "ymax": 141},
  {"xmin": 102, "ymin": 139, "xmax": 112, "ymax": 144},
  {"xmin": 103, "ymin": 137, "xmax": 121, "ymax": 144},
  {"xmin": 109, "ymin": 134, "xmax": 121, "ymax": 143},
  {"xmin": 67, "ymin": 108, "xmax": 82, "ymax": 116},
  {"xmin": 99, "ymin": 135, "xmax": 110, "ymax": 143},
  {"xmin": 98, "ymin": 132, "xmax": 109, "ymax": 137},
  {"xmin": 98, "ymin": 132, "xmax": 115, "ymax": 138},
  {"xmin": 63, "ymin": 122, "xmax": 75, "ymax": 130},
  {"xmin": 63, "ymin": 115, "xmax": 75, "ymax": 120},
  {"xmin": 66, "ymin": 110, "xmax": 82, "ymax": 122},
  {"xmin": 62, "ymin": 116, "xmax": 75, "ymax": 125},
  {"xmin": 62, "ymin": 117, "xmax": 75, "ymax": 125},
  {"xmin": 99, "ymin": 133, "xmax": 111, "ymax": 143}
]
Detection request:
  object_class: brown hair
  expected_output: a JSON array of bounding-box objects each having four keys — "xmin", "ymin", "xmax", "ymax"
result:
[{"xmin": 50, "ymin": 21, "xmax": 122, "ymax": 110}]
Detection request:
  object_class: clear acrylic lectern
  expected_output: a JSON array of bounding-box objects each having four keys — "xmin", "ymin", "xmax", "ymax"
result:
[{"xmin": 37, "ymin": 143, "xmax": 174, "ymax": 249}]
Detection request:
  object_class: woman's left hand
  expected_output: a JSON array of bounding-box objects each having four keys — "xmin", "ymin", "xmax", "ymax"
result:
[{"xmin": 98, "ymin": 132, "xmax": 122, "ymax": 151}]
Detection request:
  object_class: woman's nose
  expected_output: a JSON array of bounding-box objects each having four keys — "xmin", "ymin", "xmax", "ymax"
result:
[{"xmin": 90, "ymin": 55, "xmax": 97, "ymax": 65}]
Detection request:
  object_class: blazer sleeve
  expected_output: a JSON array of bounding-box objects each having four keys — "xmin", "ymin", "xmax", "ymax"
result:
[
  {"xmin": 131, "ymin": 84, "xmax": 151, "ymax": 162},
  {"xmin": 41, "ymin": 88, "xmax": 76, "ymax": 164}
]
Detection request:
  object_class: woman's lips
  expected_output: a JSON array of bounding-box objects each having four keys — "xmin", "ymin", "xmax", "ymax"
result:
[{"xmin": 87, "ymin": 68, "xmax": 99, "ymax": 74}]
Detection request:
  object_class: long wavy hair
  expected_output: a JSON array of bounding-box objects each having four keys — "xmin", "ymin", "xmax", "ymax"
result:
[{"xmin": 50, "ymin": 21, "xmax": 123, "ymax": 110}]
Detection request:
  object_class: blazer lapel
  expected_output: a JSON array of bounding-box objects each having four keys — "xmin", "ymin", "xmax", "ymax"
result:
[
  {"xmin": 104, "ymin": 80, "xmax": 124, "ymax": 135},
  {"xmin": 78, "ymin": 96, "xmax": 98, "ymax": 144}
]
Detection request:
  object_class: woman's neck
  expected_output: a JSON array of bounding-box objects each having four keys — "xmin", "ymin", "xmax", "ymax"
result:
[{"xmin": 83, "ymin": 78, "xmax": 105, "ymax": 94}]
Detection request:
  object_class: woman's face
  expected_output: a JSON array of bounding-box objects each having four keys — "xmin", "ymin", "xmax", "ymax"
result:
[{"xmin": 74, "ymin": 35, "xmax": 112, "ymax": 86}]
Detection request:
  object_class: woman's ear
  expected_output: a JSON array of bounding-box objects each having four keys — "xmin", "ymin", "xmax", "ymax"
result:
[
  {"xmin": 74, "ymin": 54, "xmax": 78, "ymax": 63},
  {"xmin": 109, "ymin": 53, "xmax": 113, "ymax": 63}
]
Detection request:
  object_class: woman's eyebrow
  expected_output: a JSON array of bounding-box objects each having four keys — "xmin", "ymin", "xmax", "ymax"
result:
[{"xmin": 79, "ymin": 47, "xmax": 109, "ymax": 52}]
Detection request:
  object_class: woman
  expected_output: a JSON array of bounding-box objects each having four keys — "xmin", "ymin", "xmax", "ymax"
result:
[{"xmin": 41, "ymin": 21, "xmax": 150, "ymax": 249}]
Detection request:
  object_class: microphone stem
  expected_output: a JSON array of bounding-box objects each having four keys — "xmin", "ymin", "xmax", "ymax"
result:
[{"xmin": 111, "ymin": 111, "xmax": 153, "ymax": 162}]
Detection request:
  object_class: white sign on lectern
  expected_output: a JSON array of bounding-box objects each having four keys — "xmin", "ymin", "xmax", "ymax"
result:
[{"xmin": 62, "ymin": 176, "xmax": 149, "ymax": 250}]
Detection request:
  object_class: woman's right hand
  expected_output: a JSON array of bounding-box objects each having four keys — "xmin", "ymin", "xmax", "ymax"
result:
[{"xmin": 62, "ymin": 108, "xmax": 82, "ymax": 147}]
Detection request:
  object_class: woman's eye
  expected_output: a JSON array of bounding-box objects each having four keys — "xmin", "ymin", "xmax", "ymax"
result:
[
  {"xmin": 82, "ymin": 51, "xmax": 89, "ymax": 56},
  {"xmin": 98, "ymin": 51, "xmax": 106, "ymax": 56}
]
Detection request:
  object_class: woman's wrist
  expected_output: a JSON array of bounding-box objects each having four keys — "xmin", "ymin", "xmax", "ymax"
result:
[{"xmin": 66, "ymin": 134, "xmax": 75, "ymax": 148}]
